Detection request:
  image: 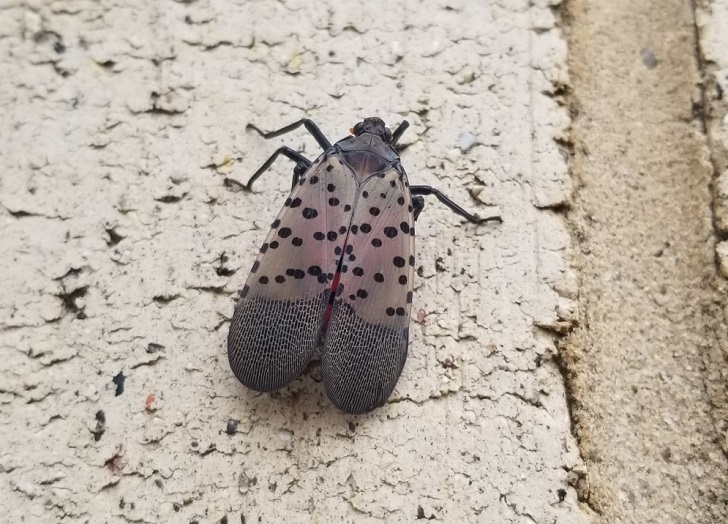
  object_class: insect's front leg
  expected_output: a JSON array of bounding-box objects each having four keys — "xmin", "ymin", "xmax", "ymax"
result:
[
  {"xmin": 246, "ymin": 146, "xmax": 311, "ymax": 191},
  {"xmin": 247, "ymin": 119, "xmax": 332, "ymax": 151},
  {"xmin": 410, "ymin": 185, "xmax": 502, "ymax": 224},
  {"xmin": 390, "ymin": 120, "xmax": 410, "ymax": 147},
  {"xmin": 292, "ymin": 161, "xmax": 309, "ymax": 191}
]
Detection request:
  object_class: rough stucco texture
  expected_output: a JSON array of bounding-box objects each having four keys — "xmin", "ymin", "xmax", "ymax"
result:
[{"xmin": 0, "ymin": 1, "xmax": 586, "ymax": 523}]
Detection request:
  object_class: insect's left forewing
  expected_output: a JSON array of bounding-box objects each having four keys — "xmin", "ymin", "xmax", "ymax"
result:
[
  {"xmin": 322, "ymin": 167, "xmax": 416, "ymax": 414},
  {"xmin": 228, "ymin": 155, "xmax": 357, "ymax": 393}
]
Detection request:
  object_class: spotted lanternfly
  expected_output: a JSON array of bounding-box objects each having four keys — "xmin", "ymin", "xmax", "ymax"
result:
[{"xmin": 228, "ymin": 117, "xmax": 500, "ymax": 414}]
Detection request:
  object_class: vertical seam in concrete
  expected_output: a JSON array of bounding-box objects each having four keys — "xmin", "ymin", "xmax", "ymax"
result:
[
  {"xmin": 689, "ymin": 0, "xmax": 728, "ymax": 465},
  {"xmin": 690, "ymin": 0, "xmax": 710, "ymax": 136},
  {"xmin": 551, "ymin": 0, "xmax": 600, "ymax": 515},
  {"xmin": 690, "ymin": 0, "xmax": 728, "ymax": 255},
  {"xmin": 690, "ymin": 2, "xmax": 728, "ymax": 464}
]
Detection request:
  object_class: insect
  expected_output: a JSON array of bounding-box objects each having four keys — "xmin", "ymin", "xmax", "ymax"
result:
[{"xmin": 227, "ymin": 117, "xmax": 500, "ymax": 414}]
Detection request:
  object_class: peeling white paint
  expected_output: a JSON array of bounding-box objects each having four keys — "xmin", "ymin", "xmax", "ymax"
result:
[{"xmin": 0, "ymin": 0, "xmax": 588, "ymax": 522}]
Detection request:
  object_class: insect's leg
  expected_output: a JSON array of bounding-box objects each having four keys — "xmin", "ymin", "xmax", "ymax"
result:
[
  {"xmin": 246, "ymin": 146, "xmax": 311, "ymax": 191},
  {"xmin": 409, "ymin": 185, "xmax": 502, "ymax": 224},
  {"xmin": 247, "ymin": 119, "xmax": 332, "ymax": 151},
  {"xmin": 292, "ymin": 161, "xmax": 309, "ymax": 191},
  {"xmin": 412, "ymin": 195, "xmax": 425, "ymax": 221},
  {"xmin": 391, "ymin": 120, "xmax": 410, "ymax": 147}
]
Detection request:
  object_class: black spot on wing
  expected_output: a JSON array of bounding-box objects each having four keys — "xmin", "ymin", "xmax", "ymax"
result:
[
  {"xmin": 384, "ymin": 227, "xmax": 397, "ymax": 238},
  {"xmin": 302, "ymin": 208, "xmax": 318, "ymax": 219}
]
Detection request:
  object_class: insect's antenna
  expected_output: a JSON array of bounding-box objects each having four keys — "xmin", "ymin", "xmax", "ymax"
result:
[{"xmin": 390, "ymin": 120, "xmax": 410, "ymax": 146}]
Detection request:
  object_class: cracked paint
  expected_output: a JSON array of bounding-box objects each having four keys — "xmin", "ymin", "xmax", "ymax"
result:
[{"xmin": 0, "ymin": 0, "xmax": 588, "ymax": 522}]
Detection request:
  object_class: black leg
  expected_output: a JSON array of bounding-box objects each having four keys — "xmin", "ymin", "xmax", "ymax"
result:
[
  {"xmin": 391, "ymin": 120, "xmax": 410, "ymax": 146},
  {"xmin": 412, "ymin": 196, "xmax": 425, "ymax": 221},
  {"xmin": 292, "ymin": 162, "xmax": 309, "ymax": 191},
  {"xmin": 246, "ymin": 146, "xmax": 311, "ymax": 191},
  {"xmin": 247, "ymin": 119, "xmax": 332, "ymax": 151},
  {"xmin": 410, "ymin": 185, "xmax": 502, "ymax": 224}
]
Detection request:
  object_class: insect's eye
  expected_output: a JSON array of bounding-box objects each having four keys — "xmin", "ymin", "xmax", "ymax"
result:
[
  {"xmin": 383, "ymin": 129, "xmax": 393, "ymax": 143},
  {"xmin": 353, "ymin": 122, "xmax": 364, "ymax": 136}
]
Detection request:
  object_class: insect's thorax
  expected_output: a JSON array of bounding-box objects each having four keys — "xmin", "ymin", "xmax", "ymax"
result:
[{"xmin": 333, "ymin": 134, "xmax": 402, "ymax": 185}]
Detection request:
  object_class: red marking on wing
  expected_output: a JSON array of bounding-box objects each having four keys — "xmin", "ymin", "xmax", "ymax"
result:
[
  {"xmin": 320, "ymin": 167, "xmax": 416, "ymax": 413},
  {"xmin": 227, "ymin": 155, "xmax": 358, "ymax": 393},
  {"xmin": 324, "ymin": 270, "xmax": 341, "ymax": 330}
]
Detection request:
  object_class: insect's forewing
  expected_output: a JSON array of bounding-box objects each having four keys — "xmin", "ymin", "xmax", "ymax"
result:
[
  {"xmin": 322, "ymin": 167, "xmax": 416, "ymax": 413},
  {"xmin": 228, "ymin": 155, "xmax": 357, "ymax": 392}
]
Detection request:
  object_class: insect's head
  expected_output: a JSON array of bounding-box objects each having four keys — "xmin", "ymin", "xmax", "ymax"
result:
[{"xmin": 351, "ymin": 117, "xmax": 393, "ymax": 143}]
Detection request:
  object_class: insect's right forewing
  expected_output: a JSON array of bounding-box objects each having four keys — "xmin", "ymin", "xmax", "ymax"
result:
[
  {"xmin": 322, "ymin": 167, "xmax": 415, "ymax": 414},
  {"xmin": 227, "ymin": 155, "xmax": 357, "ymax": 392}
]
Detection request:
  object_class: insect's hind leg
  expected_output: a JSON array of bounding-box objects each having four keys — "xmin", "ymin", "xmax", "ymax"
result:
[
  {"xmin": 245, "ymin": 146, "xmax": 311, "ymax": 191},
  {"xmin": 409, "ymin": 185, "xmax": 502, "ymax": 224},
  {"xmin": 247, "ymin": 119, "xmax": 332, "ymax": 151}
]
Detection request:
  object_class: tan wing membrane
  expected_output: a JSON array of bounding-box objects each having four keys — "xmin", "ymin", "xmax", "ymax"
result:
[
  {"xmin": 228, "ymin": 155, "xmax": 357, "ymax": 392},
  {"xmin": 322, "ymin": 167, "xmax": 416, "ymax": 413}
]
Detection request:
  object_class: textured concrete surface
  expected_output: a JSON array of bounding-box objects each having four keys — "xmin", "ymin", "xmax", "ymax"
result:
[
  {"xmin": 0, "ymin": 1, "xmax": 585, "ymax": 523},
  {"xmin": 564, "ymin": 0, "xmax": 728, "ymax": 522}
]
